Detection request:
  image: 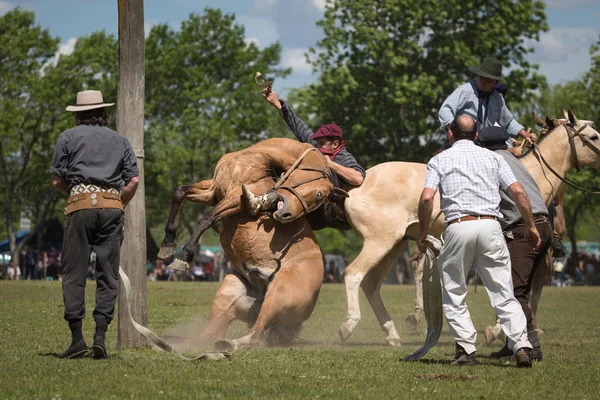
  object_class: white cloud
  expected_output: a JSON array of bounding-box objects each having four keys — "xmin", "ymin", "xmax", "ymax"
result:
[
  {"xmin": 255, "ymin": 0, "xmax": 277, "ymax": 10},
  {"xmin": 238, "ymin": 16, "xmax": 278, "ymax": 48},
  {"xmin": 245, "ymin": 37, "xmax": 260, "ymax": 47},
  {"xmin": 527, "ymin": 28, "xmax": 598, "ymax": 63},
  {"xmin": 57, "ymin": 37, "xmax": 77, "ymax": 58},
  {"xmin": 0, "ymin": 1, "xmax": 13, "ymax": 16},
  {"xmin": 311, "ymin": 0, "xmax": 327, "ymax": 11},
  {"xmin": 544, "ymin": 0, "xmax": 594, "ymax": 9},
  {"xmin": 144, "ymin": 22, "xmax": 154, "ymax": 38},
  {"xmin": 282, "ymin": 48, "xmax": 312, "ymax": 75}
]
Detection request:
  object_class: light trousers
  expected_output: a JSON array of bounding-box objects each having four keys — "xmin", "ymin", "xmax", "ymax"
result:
[{"xmin": 437, "ymin": 219, "xmax": 531, "ymax": 354}]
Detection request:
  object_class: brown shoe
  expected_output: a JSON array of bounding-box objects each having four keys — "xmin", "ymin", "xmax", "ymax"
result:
[
  {"xmin": 452, "ymin": 343, "xmax": 477, "ymax": 366},
  {"xmin": 515, "ymin": 348, "xmax": 532, "ymax": 368}
]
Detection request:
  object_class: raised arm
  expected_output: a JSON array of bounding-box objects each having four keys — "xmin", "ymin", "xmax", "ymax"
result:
[{"xmin": 262, "ymin": 88, "xmax": 315, "ymax": 144}]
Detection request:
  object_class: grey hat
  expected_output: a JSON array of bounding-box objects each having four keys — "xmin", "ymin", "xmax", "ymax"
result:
[{"xmin": 469, "ymin": 57, "xmax": 503, "ymax": 81}]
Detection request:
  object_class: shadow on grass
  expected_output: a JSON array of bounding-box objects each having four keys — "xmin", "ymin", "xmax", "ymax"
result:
[
  {"xmin": 405, "ymin": 357, "xmax": 513, "ymax": 368},
  {"xmin": 37, "ymin": 352, "xmax": 120, "ymax": 361}
]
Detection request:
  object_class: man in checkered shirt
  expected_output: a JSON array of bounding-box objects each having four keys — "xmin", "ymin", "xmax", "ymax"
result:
[{"xmin": 417, "ymin": 115, "xmax": 541, "ymax": 368}]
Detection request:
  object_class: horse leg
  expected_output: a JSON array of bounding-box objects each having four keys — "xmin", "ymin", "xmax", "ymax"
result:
[
  {"xmin": 158, "ymin": 180, "xmax": 214, "ymax": 260},
  {"xmin": 339, "ymin": 240, "xmax": 397, "ymax": 344},
  {"xmin": 406, "ymin": 253, "xmax": 425, "ymax": 330},
  {"xmin": 485, "ymin": 317, "xmax": 503, "ymax": 346},
  {"xmin": 360, "ymin": 241, "xmax": 408, "ymax": 347},
  {"xmin": 169, "ymin": 189, "xmax": 245, "ymax": 272},
  {"xmin": 217, "ymin": 249, "xmax": 323, "ymax": 351},
  {"xmin": 196, "ymin": 273, "xmax": 257, "ymax": 346}
]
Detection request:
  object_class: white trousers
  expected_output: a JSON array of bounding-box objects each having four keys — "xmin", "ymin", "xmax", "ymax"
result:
[{"xmin": 437, "ymin": 219, "xmax": 531, "ymax": 354}]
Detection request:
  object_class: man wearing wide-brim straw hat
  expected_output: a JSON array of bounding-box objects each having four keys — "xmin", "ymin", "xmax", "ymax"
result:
[
  {"xmin": 49, "ymin": 90, "xmax": 140, "ymax": 359},
  {"xmin": 438, "ymin": 57, "xmax": 537, "ymax": 144}
]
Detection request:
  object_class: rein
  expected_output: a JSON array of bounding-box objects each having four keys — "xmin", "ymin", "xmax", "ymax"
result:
[
  {"xmin": 532, "ymin": 123, "xmax": 600, "ymax": 194},
  {"xmin": 271, "ymin": 147, "xmax": 331, "ymax": 215}
]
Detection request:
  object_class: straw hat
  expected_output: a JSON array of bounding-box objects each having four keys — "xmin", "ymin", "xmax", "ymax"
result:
[{"xmin": 66, "ymin": 90, "xmax": 114, "ymax": 112}]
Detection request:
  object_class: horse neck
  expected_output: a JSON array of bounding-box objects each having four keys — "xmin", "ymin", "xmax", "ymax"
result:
[{"xmin": 520, "ymin": 125, "xmax": 572, "ymax": 204}]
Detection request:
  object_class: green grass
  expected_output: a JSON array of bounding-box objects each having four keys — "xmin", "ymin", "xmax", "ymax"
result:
[{"xmin": 1, "ymin": 281, "xmax": 600, "ymax": 399}]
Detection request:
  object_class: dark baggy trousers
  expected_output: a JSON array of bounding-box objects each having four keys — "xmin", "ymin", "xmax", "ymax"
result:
[
  {"xmin": 506, "ymin": 220, "xmax": 553, "ymax": 331},
  {"xmin": 61, "ymin": 208, "xmax": 124, "ymax": 328}
]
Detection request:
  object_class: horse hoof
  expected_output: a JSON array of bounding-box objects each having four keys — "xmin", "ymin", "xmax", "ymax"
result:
[
  {"xmin": 405, "ymin": 313, "xmax": 420, "ymax": 330},
  {"xmin": 214, "ymin": 339, "xmax": 234, "ymax": 352},
  {"xmin": 157, "ymin": 245, "xmax": 176, "ymax": 260},
  {"xmin": 168, "ymin": 258, "xmax": 189, "ymax": 272},
  {"xmin": 338, "ymin": 324, "xmax": 352, "ymax": 344},
  {"xmin": 485, "ymin": 326, "xmax": 496, "ymax": 345},
  {"xmin": 386, "ymin": 337, "xmax": 401, "ymax": 347}
]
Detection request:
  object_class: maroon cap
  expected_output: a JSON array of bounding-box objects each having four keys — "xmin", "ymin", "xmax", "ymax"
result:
[{"xmin": 309, "ymin": 124, "xmax": 343, "ymax": 140}]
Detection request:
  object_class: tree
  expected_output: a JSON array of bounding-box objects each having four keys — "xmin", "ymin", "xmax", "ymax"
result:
[
  {"xmin": 143, "ymin": 8, "xmax": 290, "ymax": 238},
  {"xmin": 0, "ymin": 7, "xmax": 119, "ymax": 265},
  {"xmin": 0, "ymin": 8, "xmax": 59, "ymax": 265},
  {"xmin": 295, "ymin": 0, "xmax": 548, "ymax": 166}
]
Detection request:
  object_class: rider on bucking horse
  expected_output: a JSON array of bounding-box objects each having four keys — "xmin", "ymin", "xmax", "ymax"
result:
[{"xmin": 242, "ymin": 85, "xmax": 366, "ymax": 229}]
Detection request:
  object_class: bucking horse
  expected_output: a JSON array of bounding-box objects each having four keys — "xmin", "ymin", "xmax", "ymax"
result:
[{"xmin": 157, "ymin": 138, "xmax": 334, "ymax": 350}]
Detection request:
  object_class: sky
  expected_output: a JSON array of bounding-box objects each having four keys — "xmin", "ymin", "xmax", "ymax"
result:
[{"xmin": 2, "ymin": 0, "xmax": 599, "ymax": 94}]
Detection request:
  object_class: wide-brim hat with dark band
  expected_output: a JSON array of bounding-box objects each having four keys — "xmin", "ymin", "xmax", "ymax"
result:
[
  {"xmin": 66, "ymin": 90, "xmax": 115, "ymax": 112},
  {"xmin": 468, "ymin": 57, "xmax": 503, "ymax": 81},
  {"xmin": 309, "ymin": 124, "xmax": 343, "ymax": 140}
]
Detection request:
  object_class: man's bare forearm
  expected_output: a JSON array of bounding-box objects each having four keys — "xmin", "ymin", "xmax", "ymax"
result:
[
  {"xmin": 418, "ymin": 195, "xmax": 434, "ymax": 240},
  {"xmin": 121, "ymin": 176, "xmax": 139, "ymax": 206},
  {"xmin": 328, "ymin": 161, "xmax": 364, "ymax": 186},
  {"xmin": 509, "ymin": 184, "xmax": 535, "ymax": 227}
]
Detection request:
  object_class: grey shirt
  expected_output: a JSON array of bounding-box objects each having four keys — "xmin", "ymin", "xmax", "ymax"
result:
[
  {"xmin": 439, "ymin": 81, "xmax": 525, "ymax": 137},
  {"xmin": 280, "ymin": 101, "xmax": 366, "ymax": 187},
  {"xmin": 49, "ymin": 124, "xmax": 139, "ymax": 191},
  {"xmin": 496, "ymin": 150, "xmax": 548, "ymax": 230}
]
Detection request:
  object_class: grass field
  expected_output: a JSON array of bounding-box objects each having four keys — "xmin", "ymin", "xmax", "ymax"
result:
[{"xmin": 1, "ymin": 281, "xmax": 599, "ymax": 399}]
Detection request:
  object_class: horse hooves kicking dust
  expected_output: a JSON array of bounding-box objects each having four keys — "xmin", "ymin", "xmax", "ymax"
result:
[{"xmin": 158, "ymin": 138, "xmax": 333, "ymax": 351}]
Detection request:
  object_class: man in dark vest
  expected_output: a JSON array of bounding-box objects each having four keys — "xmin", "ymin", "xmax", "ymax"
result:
[{"xmin": 50, "ymin": 90, "xmax": 139, "ymax": 359}]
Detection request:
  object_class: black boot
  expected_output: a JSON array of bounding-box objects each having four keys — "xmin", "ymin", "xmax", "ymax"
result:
[
  {"xmin": 92, "ymin": 323, "xmax": 109, "ymax": 360},
  {"xmin": 491, "ymin": 338, "xmax": 514, "ymax": 359},
  {"xmin": 92, "ymin": 336, "xmax": 108, "ymax": 360},
  {"xmin": 59, "ymin": 321, "xmax": 88, "ymax": 359}
]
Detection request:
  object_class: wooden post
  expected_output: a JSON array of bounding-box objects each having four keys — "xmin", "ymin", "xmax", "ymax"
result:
[{"xmin": 117, "ymin": 0, "xmax": 147, "ymax": 348}]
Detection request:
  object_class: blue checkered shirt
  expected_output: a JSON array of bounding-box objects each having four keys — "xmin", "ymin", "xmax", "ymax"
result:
[{"xmin": 424, "ymin": 140, "xmax": 518, "ymax": 223}]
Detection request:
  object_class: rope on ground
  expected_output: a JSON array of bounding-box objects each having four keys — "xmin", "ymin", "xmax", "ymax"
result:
[
  {"xmin": 404, "ymin": 235, "xmax": 443, "ymax": 361},
  {"xmin": 118, "ymin": 266, "xmax": 232, "ymax": 361}
]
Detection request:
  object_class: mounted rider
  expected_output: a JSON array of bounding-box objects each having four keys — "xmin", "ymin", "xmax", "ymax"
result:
[
  {"xmin": 439, "ymin": 57, "xmax": 537, "ymax": 145},
  {"xmin": 242, "ymin": 84, "xmax": 366, "ymax": 229}
]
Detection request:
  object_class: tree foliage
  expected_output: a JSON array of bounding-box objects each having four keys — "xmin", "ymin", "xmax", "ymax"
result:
[
  {"xmin": 295, "ymin": 0, "xmax": 548, "ymax": 166},
  {"xmin": 143, "ymin": 8, "xmax": 290, "ymax": 236}
]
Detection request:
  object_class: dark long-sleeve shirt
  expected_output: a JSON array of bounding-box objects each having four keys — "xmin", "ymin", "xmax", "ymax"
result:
[
  {"xmin": 49, "ymin": 125, "xmax": 139, "ymax": 191},
  {"xmin": 279, "ymin": 101, "xmax": 366, "ymax": 186}
]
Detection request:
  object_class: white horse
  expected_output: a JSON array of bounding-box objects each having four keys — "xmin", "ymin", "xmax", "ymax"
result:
[{"xmin": 338, "ymin": 110, "xmax": 600, "ymax": 346}]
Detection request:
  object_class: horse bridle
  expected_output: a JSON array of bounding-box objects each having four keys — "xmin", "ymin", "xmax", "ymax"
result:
[
  {"xmin": 270, "ymin": 147, "xmax": 332, "ymax": 215},
  {"xmin": 532, "ymin": 122, "xmax": 600, "ymax": 194}
]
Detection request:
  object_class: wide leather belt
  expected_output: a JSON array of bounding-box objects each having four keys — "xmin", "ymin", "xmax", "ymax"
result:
[
  {"xmin": 447, "ymin": 215, "xmax": 497, "ymax": 226},
  {"xmin": 65, "ymin": 192, "xmax": 123, "ymax": 215}
]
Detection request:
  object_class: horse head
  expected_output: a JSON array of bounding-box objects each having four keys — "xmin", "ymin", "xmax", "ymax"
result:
[
  {"xmin": 271, "ymin": 147, "xmax": 334, "ymax": 223},
  {"xmin": 561, "ymin": 110, "xmax": 600, "ymax": 169}
]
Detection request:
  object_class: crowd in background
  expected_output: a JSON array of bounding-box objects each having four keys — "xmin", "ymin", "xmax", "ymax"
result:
[
  {"xmin": 553, "ymin": 252, "xmax": 600, "ymax": 287},
  {"xmin": 3, "ymin": 246, "xmax": 599, "ymax": 287},
  {"xmin": 0, "ymin": 246, "xmax": 62, "ymax": 281}
]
